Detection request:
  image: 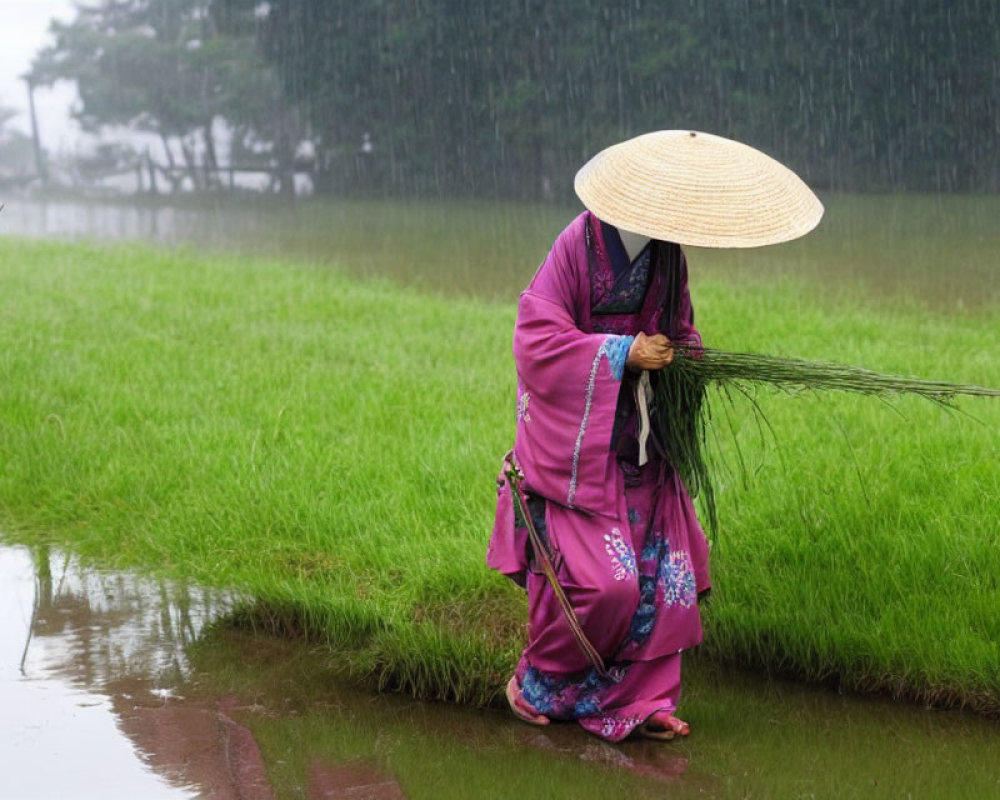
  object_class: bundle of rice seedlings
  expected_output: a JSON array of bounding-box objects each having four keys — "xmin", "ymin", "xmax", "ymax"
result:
[{"xmin": 652, "ymin": 345, "xmax": 1000, "ymax": 535}]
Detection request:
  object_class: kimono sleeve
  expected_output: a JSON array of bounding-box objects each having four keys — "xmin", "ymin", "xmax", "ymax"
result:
[
  {"xmin": 511, "ymin": 254, "xmax": 627, "ymax": 516},
  {"xmin": 671, "ymin": 251, "xmax": 703, "ymax": 349}
]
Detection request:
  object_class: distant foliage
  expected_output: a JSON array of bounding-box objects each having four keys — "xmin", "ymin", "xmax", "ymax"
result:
[
  {"xmin": 30, "ymin": 0, "xmax": 301, "ymax": 193},
  {"xmin": 31, "ymin": 0, "xmax": 1000, "ymax": 197},
  {"xmin": 254, "ymin": 0, "xmax": 999, "ymax": 196},
  {"xmin": 0, "ymin": 104, "xmax": 36, "ymax": 179}
]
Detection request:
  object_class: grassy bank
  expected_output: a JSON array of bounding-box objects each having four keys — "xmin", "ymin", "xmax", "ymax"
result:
[{"xmin": 1, "ymin": 236, "xmax": 997, "ymax": 712}]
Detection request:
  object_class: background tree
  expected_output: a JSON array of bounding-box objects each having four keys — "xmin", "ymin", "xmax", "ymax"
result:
[
  {"xmin": 0, "ymin": 103, "xmax": 37, "ymax": 185},
  {"xmin": 253, "ymin": 0, "xmax": 999, "ymax": 197},
  {"xmin": 30, "ymin": 0, "xmax": 298, "ymax": 192},
  {"xmin": 28, "ymin": 0, "xmax": 1000, "ymax": 197}
]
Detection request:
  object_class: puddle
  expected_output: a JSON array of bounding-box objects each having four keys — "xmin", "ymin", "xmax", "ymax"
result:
[
  {"xmin": 2, "ymin": 540, "xmax": 999, "ymax": 799},
  {"xmin": 0, "ymin": 544, "xmax": 232, "ymax": 799}
]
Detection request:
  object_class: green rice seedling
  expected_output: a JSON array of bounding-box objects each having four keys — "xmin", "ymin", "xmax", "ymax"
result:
[
  {"xmin": 653, "ymin": 344, "xmax": 1000, "ymax": 534},
  {"xmin": 0, "ymin": 230, "xmax": 997, "ymax": 714}
]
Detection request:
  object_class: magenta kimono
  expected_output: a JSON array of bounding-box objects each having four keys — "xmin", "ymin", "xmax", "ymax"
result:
[{"xmin": 487, "ymin": 211, "xmax": 711, "ymax": 741}]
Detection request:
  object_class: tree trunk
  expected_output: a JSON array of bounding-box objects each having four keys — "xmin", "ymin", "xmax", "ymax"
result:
[
  {"xmin": 159, "ymin": 134, "xmax": 183, "ymax": 193},
  {"xmin": 23, "ymin": 77, "xmax": 48, "ymax": 185},
  {"xmin": 202, "ymin": 118, "xmax": 219, "ymax": 189},
  {"xmin": 146, "ymin": 150, "xmax": 158, "ymax": 195},
  {"xmin": 180, "ymin": 138, "xmax": 202, "ymax": 191},
  {"xmin": 274, "ymin": 113, "xmax": 295, "ymax": 201}
]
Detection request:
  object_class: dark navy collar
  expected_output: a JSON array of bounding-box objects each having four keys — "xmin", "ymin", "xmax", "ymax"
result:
[{"xmin": 599, "ymin": 220, "xmax": 649, "ymax": 280}]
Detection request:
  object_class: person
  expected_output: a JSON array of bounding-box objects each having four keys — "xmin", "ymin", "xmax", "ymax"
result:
[{"xmin": 487, "ymin": 130, "xmax": 823, "ymax": 742}]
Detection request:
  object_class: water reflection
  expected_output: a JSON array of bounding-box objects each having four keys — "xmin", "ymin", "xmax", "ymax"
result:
[
  {"xmin": 2, "ymin": 194, "xmax": 998, "ymax": 310},
  {"xmin": 1, "ymin": 200, "xmax": 181, "ymax": 247},
  {"xmin": 2, "ymin": 541, "xmax": 999, "ymax": 799},
  {"xmin": 0, "ymin": 196, "xmax": 567, "ymax": 303},
  {"xmin": 1, "ymin": 543, "xmax": 232, "ymax": 799},
  {"xmin": 0, "ymin": 541, "xmax": 678, "ymax": 799}
]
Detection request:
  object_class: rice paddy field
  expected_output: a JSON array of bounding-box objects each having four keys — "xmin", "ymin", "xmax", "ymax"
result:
[{"xmin": 0, "ymin": 193, "xmax": 998, "ymax": 720}]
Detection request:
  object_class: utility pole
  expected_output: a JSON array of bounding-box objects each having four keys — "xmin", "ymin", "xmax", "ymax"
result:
[{"xmin": 23, "ymin": 74, "xmax": 49, "ymax": 186}]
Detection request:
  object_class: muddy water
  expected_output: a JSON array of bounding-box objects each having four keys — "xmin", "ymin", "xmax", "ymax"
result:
[
  {"xmin": 2, "ymin": 194, "xmax": 998, "ymax": 310},
  {"xmin": 2, "ymin": 541, "xmax": 998, "ymax": 799}
]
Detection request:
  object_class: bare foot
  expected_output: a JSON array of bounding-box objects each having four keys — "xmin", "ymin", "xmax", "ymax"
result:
[
  {"xmin": 505, "ymin": 676, "xmax": 550, "ymax": 726},
  {"xmin": 638, "ymin": 710, "xmax": 690, "ymax": 740}
]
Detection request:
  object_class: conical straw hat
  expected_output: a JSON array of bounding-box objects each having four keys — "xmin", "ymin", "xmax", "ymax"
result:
[{"xmin": 574, "ymin": 130, "xmax": 824, "ymax": 248}]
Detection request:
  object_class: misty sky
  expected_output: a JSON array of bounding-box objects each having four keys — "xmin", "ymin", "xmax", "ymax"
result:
[{"xmin": 0, "ymin": 0, "xmax": 81, "ymax": 152}]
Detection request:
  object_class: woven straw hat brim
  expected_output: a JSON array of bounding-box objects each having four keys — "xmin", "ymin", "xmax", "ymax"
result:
[{"xmin": 574, "ymin": 130, "xmax": 824, "ymax": 248}]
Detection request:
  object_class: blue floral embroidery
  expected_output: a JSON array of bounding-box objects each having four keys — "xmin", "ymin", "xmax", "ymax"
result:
[
  {"xmin": 659, "ymin": 550, "xmax": 697, "ymax": 608},
  {"xmin": 603, "ymin": 334, "xmax": 634, "ymax": 381},
  {"xmin": 604, "ymin": 527, "xmax": 637, "ymax": 581},
  {"xmin": 621, "ymin": 531, "xmax": 670, "ymax": 649},
  {"xmin": 574, "ymin": 696, "xmax": 601, "ymax": 717},
  {"xmin": 520, "ymin": 663, "xmax": 629, "ymax": 722},
  {"xmin": 626, "ymin": 582, "xmax": 657, "ymax": 642}
]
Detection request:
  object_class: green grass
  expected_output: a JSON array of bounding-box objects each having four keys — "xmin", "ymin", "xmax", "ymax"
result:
[
  {"xmin": 0, "ymin": 233, "xmax": 997, "ymax": 713},
  {"xmin": 697, "ymin": 313, "xmax": 1000, "ymax": 710}
]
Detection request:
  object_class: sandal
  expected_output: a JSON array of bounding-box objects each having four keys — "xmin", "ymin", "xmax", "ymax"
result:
[
  {"xmin": 505, "ymin": 676, "xmax": 550, "ymax": 726},
  {"xmin": 637, "ymin": 723, "xmax": 676, "ymax": 740}
]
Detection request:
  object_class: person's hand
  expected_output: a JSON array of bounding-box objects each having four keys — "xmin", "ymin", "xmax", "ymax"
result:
[{"xmin": 626, "ymin": 332, "xmax": 674, "ymax": 370}]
